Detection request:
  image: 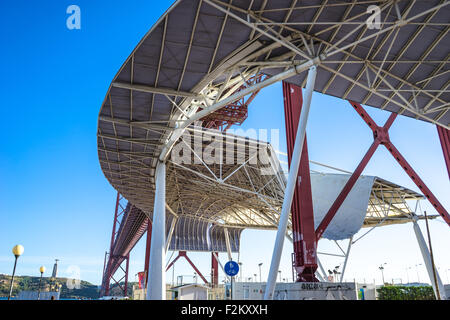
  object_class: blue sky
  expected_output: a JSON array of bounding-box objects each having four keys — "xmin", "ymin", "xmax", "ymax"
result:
[{"xmin": 0, "ymin": 1, "xmax": 449, "ymax": 287}]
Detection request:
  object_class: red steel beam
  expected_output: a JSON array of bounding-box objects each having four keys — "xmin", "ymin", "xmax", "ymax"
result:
[
  {"xmin": 211, "ymin": 252, "xmax": 218, "ymax": 287},
  {"xmin": 437, "ymin": 125, "xmax": 450, "ymax": 180},
  {"xmin": 316, "ymin": 105, "xmax": 397, "ymax": 241},
  {"xmin": 350, "ymin": 101, "xmax": 450, "ymax": 226},
  {"xmin": 317, "ymin": 100, "xmax": 450, "ymax": 239},
  {"xmin": 165, "ymin": 251, "xmax": 209, "ymax": 285},
  {"xmin": 181, "ymin": 252, "xmax": 209, "ymax": 285},
  {"xmin": 144, "ymin": 219, "xmax": 152, "ymax": 288},
  {"xmin": 315, "ymin": 139, "xmax": 381, "ymax": 241},
  {"xmin": 383, "ymin": 139, "xmax": 450, "ymax": 226},
  {"xmin": 165, "ymin": 254, "xmax": 182, "ymax": 272},
  {"xmin": 282, "ymin": 81, "xmax": 318, "ymax": 282}
]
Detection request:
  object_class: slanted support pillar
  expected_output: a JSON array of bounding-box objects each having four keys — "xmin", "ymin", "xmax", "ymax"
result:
[
  {"xmin": 264, "ymin": 65, "xmax": 317, "ymax": 300},
  {"xmin": 146, "ymin": 161, "xmax": 166, "ymax": 300},
  {"xmin": 339, "ymin": 237, "xmax": 353, "ymax": 283},
  {"xmin": 317, "ymin": 257, "xmax": 328, "ymax": 281},
  {"xmin": 224, "ymin": 228, "xmax": 233, "ymax": 261},
  {"xmin": 165, "ymin": 217, "xmax": 177, "ymax": 252},
  {"xmin": 412, "ymin": 215, "xmax": 446, "ymax": 300}
]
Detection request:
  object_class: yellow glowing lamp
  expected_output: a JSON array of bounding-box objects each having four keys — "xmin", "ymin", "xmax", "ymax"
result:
[
  {"xmin": 40, "ymin": 266, "xmax": 46, "ymax": 274},
  {"xmin": 12, "ymin": 245, "xmax": 24, "ymax": 257}
]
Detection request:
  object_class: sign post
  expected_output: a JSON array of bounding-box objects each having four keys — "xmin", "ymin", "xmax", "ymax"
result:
[{"xmin": 224, "ymin": 261, "xmax": 239, "ymax": 300}]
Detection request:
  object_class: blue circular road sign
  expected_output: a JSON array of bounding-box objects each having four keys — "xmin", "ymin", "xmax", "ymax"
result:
[{"xmin": 224, "ymin": 261, "xmax": 239, "ymax": 277}]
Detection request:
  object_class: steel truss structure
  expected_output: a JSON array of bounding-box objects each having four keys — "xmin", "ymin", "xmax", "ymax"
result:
[
  {"xmin": 101, "ymin": 193, "xmax": 132, "ymax": 297},
  {"xmin": 97, "ymin": 0, "xmax": 450, "ymax": 300},
  {"xmin": 201, "ymin": 74, "xmax": 266, "ymax": 131}
]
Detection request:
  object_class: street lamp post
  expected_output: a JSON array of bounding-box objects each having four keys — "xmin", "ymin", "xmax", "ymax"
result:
[
  {"xmin": 8, "ymin": 245, "xmax": 24, "ymax": 300},
  {"xmin": 238, "ymin": 262, "xmax": 243, "ymax": 282},
  {"xmin": 38, "ymin": 266, "xmax": 46, "ymax": 300},
  {"xmin": 405, "ymin": 267, "xmax": 411, "ymax": 284},
  {"xmin": 258, "ymin": 263, "xmax": 263, "ymax": 283},
  {"xmin": 415, "ymin": 264, "xmax": 422, "ymax": 283},
  {"xmin": 378, "ymin": 263, "xmax": 387, "ymax": 285},
  {"xmin": 278, "ymin": 270, "xmax": 282, "ymax": 282}
]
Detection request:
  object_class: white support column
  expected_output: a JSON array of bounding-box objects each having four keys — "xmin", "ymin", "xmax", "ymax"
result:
[
  {"xmin": 317, "ymin": 257, "xmax": 329, "ymax": 281},
  {"xmin": 212, "ymin": 252, "xmax": 225, "ymax": 273},
  {"xmin": 146, "ymin": 161, "xmax": 166, "ymax": 300},
  {"xmin": 264, "ymin": 65, "xmax": 317, "ymax": 300},
  {"xmin": 315, "ymin": 271, "xmax": 325, "ymax": 282},
  {"xmin": 224, "ymin": 228, "xmax": 233, "ymax": 261},
  {"xmin": 412, "ymin": 215, "xmax": 447, "ymax": 300},
  {"xmin": 340, "ymin": 237, "xmax": 353, "ymax": 283}
]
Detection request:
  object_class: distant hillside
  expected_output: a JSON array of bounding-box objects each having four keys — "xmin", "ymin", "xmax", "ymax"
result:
[
  {"xmin": 0, "ymin": 274, "xmax": 99, "ymax": 299},
  {"xmin": 0, "ymin": 274, "xmax": 137, "ymax": 299}
]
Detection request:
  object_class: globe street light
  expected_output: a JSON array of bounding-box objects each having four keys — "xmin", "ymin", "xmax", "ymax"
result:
[
  {"xmin": 38, "ymin": 266, "xmax": 46, "ymax": 300},
  {"xmin": 8, "ymin": 245, "xmax": 24, "ymax": 300}
]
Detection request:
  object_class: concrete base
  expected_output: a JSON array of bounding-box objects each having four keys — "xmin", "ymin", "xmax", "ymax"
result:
[{"xmin": 235, "ymin": 282, "xmax": 359, "ymax": 300}]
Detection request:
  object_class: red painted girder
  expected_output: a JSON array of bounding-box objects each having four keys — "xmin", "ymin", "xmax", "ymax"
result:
[
  {"xmin": 165, "ymin": 254, "xmax": 182, "ymax": 272},
  {"xmin": 437, "ymin": 125, "xmax": 450, "ymax": 180},
  {"xmin": 384, "ymin": 140, "xmax": 450, "ymax": 226},
  {"xmin": 182, "ymin": 251, "xmax": 209, "ymax": 284},
  {"xmin": 316, "ymin": 105, "xmax": 397, "ymax": 241},
  {"xmin": 144, "ymin": 219, "xmax": 152, "ymax": 288},
  {"xmin": 350, "ymin": 101, "xmax": 450, "ymax": 227},
  {"xmin": 282, "ymin": 81, "xmax": 318, "ymax": 282},
  {"xmin": 315, "ymin": 140, "xmax": 381, "ymax": 241},
  {"xmin": 166, "ymin": 251, "xmax": 209, "ymax": 285},
  {"xmin": 211, "ymin": 252, "xmax": 218, "ymax": 287}
]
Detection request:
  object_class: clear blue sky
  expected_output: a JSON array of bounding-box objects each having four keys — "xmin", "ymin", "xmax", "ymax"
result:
[{"xmin": 1, "ymin": 1, "xmax": 449, "ymax": 286}]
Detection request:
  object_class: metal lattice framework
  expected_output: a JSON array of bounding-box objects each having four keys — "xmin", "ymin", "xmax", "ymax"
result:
[
  {"xmin": 96, "ymin": 1, "xmax": 449, "ymax": 299},
  {"xmin": 201, "ymin": 73, "xmax": 267, "ymax": 130},
  {"xmin": 98, "ymin": 0, "xmax": 449, "ymax": 218},
  {"xmin": 101, "ymin": 127, "xmax": 432, "ymax": 259}
]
